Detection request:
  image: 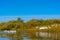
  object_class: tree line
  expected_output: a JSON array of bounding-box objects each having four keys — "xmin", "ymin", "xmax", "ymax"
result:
[{"xmin": 0, "ymin": 18, "xmax": 60, "ymax": 31}]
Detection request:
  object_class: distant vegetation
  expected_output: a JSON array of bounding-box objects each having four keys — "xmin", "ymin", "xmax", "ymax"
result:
[{"xmin": 0, "ymin": 18, "xmax": 60, "ymax": 32}]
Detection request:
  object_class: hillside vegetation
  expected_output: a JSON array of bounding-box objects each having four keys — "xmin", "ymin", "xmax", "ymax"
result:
[{"xmin": 0, "ymin": 18, "xmax": 60, "ymax": 32}]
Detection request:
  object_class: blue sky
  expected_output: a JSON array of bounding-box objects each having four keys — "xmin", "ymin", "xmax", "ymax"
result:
[
  {"xmin": 0, "ymin": 15, "xmax": 60, "ymax": 22},
  {"xmin": 0, "ymin": 0, "xmax": 60, "ymax": 22}
]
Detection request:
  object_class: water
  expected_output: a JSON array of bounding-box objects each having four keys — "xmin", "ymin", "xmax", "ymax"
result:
[{"xmin": 0, "ymin": 31, "xmax": 60, "ymax": 40}]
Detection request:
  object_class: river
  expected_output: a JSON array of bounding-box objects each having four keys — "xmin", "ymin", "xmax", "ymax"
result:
[{"xmin": 0, "ymin": 31, "xmax": 60, "ymax": 40}]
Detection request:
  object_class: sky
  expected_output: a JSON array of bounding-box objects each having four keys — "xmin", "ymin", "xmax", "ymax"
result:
[{"xmin": 0, "ymin": 0, "xmax": 60, "ymax": 22}]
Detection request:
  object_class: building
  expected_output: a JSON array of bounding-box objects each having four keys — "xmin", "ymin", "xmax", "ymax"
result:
[{"xmin": 36, "ymin": 26, "xmax": 51, "ymax": 30}]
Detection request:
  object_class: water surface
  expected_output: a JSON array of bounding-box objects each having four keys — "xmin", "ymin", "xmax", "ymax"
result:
[{"xmin": 0, "ymin": 31, "xmax": 60, "ymax": 40}]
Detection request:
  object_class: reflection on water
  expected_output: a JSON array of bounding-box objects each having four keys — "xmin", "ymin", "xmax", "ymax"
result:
[{"xmin": 0, "ymin": 31, "xmax": 60, "ymax": 40}]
